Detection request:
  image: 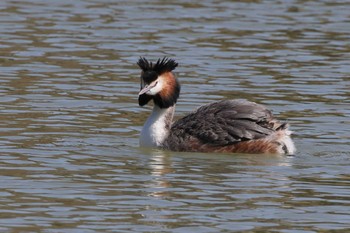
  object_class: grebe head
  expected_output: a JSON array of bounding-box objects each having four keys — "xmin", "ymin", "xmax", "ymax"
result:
[{"xmin": 137, "ymin": 57, "xmax": 180, "ymax": 108}]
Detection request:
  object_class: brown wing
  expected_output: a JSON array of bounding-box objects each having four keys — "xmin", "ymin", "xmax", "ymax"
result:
[{"xmin": 163, "ymin": 99, "xmax": 282, "ymax": 151}]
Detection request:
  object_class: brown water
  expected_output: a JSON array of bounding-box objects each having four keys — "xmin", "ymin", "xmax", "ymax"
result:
[{"xmin": 1, "ymin": 0, "xmax": 350, "ymax": 232}]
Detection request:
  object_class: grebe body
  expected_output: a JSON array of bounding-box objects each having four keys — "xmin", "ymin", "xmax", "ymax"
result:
[{"xmin": 137, "ymin": 57, "xmax": 295, "ymax": 155}]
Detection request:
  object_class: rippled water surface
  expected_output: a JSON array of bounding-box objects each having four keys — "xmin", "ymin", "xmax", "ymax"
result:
[{"xmin": 1, "ymin": 0, "xmax": 350, "ymax": 232}]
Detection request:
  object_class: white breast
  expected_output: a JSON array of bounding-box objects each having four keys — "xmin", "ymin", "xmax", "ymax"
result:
[{"xmin": 139, "ymin": 106, "xmax": 174, "ymax": 148}]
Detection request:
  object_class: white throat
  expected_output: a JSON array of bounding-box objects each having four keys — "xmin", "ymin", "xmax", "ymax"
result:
[{"xmin": 140, "ymin": 105, "xmax": 175, "ymax": 148}]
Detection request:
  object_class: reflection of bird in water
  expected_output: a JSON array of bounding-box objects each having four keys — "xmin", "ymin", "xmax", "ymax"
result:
[{"xmin": 137, "ymin": 57, "xmax": 295, "ymax": 155}]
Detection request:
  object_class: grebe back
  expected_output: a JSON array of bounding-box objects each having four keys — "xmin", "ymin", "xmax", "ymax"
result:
[{"xmin": 137, "ymin": 57, "xmax": 295, "ymax": 155}]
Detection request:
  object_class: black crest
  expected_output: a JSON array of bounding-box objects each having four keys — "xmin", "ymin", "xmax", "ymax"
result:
[
  {"xmin": 137, "ymin": 57, "xmax": 180, "ymax": 108},
  {"xmin": 137, "ymin": 57, "xmax": 178, "ymax": 75}
]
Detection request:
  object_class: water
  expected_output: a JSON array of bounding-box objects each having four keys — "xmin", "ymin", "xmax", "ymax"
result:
[{"xmin": 0, "ymin": 0, "xmax": 349, "ymax": 232}]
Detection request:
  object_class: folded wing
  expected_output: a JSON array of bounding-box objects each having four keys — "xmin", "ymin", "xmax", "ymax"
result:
[{"xmin": 163, "ymin": 99, "xmax": 282, "ymax": 151}]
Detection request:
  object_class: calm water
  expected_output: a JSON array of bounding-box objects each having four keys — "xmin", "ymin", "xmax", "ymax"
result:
[{"xmin": 0, "ymin": 0, "xmax": 350, "ymax": 232}]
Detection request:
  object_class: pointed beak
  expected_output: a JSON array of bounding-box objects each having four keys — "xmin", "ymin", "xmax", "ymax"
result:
[
  {"xmin": 138, "ymin": 82, "xmax": 157, "ymax": 96},
  {"xmin": 138, "ymin": 84, "xmax": 152, "ymax": 96}
]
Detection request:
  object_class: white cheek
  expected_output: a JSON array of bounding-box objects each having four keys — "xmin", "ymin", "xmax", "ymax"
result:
[{"xmin": 148, "ymin": 80, "xmax": 163, "ymax": 95}]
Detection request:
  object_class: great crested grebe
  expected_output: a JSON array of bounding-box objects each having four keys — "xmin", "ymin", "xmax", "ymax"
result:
[{"xmin": 137, "ymin": 57, "xmax": 296, "ymax": 155}]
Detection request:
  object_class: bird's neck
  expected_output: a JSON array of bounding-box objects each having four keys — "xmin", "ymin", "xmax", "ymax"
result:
[{"xmin": 140, "ymin": 105, "xmax": 175, "ymax": 148}]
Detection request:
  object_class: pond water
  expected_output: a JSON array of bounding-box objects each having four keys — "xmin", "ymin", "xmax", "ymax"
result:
[{"xmin": 0, "ymin": 0, "xmax": 349, "ymax": 232}]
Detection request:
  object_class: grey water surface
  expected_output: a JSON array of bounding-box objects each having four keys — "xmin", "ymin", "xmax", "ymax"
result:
[{"xmin": 0, "ymin": 0, "xmax": 349, "ymax": 232}]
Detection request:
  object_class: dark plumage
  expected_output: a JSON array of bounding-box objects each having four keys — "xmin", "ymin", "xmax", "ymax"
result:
[
  {"xmin": 162, "ymin": 99, "xmax": 283, "ymax": 152},
  {"xmin": 137, "ymin": 57, "xmax": 295, "ymax": 155},
  {"xmin": 137, "ymin": 57, "xmax": 178, "ymax": 75}
]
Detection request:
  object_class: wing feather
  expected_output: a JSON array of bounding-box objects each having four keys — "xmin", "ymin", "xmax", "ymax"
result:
[{"xmin": 164, "ymin": 99, "xmax": 280, "ymax": 150}]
